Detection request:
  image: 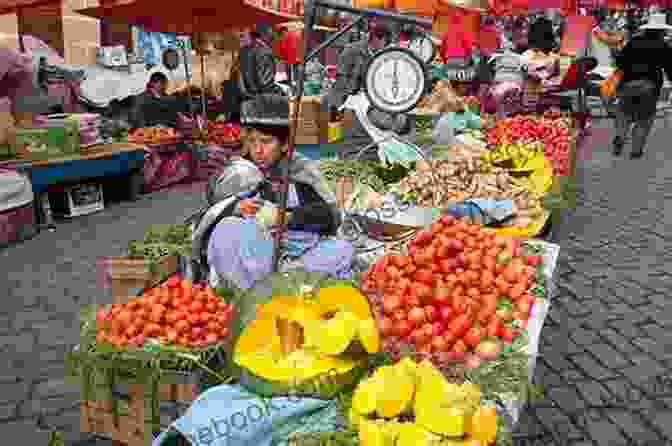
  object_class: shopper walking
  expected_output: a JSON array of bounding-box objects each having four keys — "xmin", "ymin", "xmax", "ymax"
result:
[{"xmin": 612, "ymin": 13, "xmax": 672, "ymax": 158}]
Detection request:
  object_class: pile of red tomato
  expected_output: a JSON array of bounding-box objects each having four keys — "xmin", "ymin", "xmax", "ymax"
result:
[
  {"xmin": 95, "ymin": 276, "xmax": 234, "ymax": 349},
  {"xmin": 362, "ymin": 215, "xmax": 542, "ymax": 367},
  {"xmin": 486, "ymin": 114, "xmax": 573, "ymax": 176},
  {"xmin": 207, "ymin": 122, "xmax": 241, "ymax": 145}
]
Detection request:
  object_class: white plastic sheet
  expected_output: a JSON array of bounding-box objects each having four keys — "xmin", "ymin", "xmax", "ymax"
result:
[{"xmin": 502, "ymin": 239, "xmax": 559, "ymax": 427}]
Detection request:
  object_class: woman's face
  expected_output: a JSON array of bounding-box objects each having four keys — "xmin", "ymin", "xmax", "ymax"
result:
[{"xmin": 245, "ymin": 128, "xmax": 286, "ymax": 169}]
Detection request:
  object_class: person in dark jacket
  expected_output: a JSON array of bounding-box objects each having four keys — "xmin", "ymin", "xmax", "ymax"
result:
[
  {"xmin": 613, "ymin": 13, "xmax": 672, "ymax": 158},
  {"xmin": 237, "ymin": 25, "xmax": 285, "ymax": 98},
  {"xmin": 130, "ymin": 72, "xmax": 192, "ymax": 128}
]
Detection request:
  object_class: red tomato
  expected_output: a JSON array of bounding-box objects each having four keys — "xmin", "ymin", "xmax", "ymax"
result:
[
  {"xmin": 502, "ymin": 326, "xmax": 517, "ymax": 343},
  {"xmin": 408, "ymin": 307, "xmax": 426, "ymax": 326},
  {"xmin": 424, "ymin": 306, "xmax": 438, "ymax": 322},
  {"xmin": 378, "ymin": 317, "xmax": 395, "ymax": 337},
  {"xmin": 463, "ymin": 326, "xmax": 482, "ymax": 348},
  {"xmin": 433, "ymin": 287, "xmax": 452, "ymax": 306},
  {"xmin": 431, "ymin": 336, "xmax": 450, "ymax": 352},
  {"xmin": 396, "ymin": 320, "xmax": 413, "ymax": 337},
  {"xmin": 440, "ymin": 306, "xmax": 454, "ymax": 321}
]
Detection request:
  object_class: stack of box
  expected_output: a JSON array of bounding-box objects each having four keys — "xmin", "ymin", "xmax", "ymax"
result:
[
  {"xmin": 71, "ymin": 114, "xmax": 101, "ymax": 146},
  {"xmin": 13, "ymin": 114, "xmax": 79, "ymax": 160},
  {"xmin": 290, "ymin": 96, "xmax": 329, "ymax": 145}
]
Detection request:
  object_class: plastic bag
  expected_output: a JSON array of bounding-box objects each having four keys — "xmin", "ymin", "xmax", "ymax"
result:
[{"xmin": 431, "ymin": 114, "xmax": 458, "ymax": 145}]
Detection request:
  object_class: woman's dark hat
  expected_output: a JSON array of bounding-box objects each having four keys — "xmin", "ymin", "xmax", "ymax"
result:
[{"xmin": 240, "ymin": 94, "xmax": 289, "ymax": 127}]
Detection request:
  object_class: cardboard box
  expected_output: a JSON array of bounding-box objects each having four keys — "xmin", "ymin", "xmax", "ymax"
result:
[
  {"xmin": 291, "ymin": 96, "xmax": 329, "ymax": 145},
  {"xmin": 12, "ymin": 128, "xmax": 49, "ymax": 159}
]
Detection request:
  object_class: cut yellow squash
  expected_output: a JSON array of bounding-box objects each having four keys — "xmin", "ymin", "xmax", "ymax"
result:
[
  {"xmin": 358, "ymin": 421, "xmax": 384, "ymax": 446},
  {"xmin": 470, "ymin": 406, "xmax": 499, "ymax": 445},
  {"xmin": 374, "ymin": 366, "xmax": 415, "ymax": 418},
  {"xmin": 415, "ymin": 406, "xmax": 466, "ymax": 437},
  {"xmin": 234, "ymin": 293, "xmax": 369, "ymax": 398},
  {"xmin": 352, "ymin": 376, "xmax": 382, "ymax": 415},
  {"xmin": 317, "ymin": 285, "xmax": 373, "ymax": 320},
  {"xmin": 395, "ymin": 423, "xmax": 435, "ymax": 446},
  {"xmin": 358, "ymin": 420, "xmax": 397, "ymax": 446},
  {"xmin": 304, "ymin": 310, "xmax": 359, "ymax": 356},
  {"xmin": 358, "ymin": 318, "xmax": 380, "ymax": 353}
]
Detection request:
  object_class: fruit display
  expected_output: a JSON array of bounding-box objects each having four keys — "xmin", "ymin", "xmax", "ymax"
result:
[
  {"xmin": 485, "ymin": 114, "xmax": 573, "ymax": 176},
  {"xmin": 350, "ymin": 358, "xmax": 498, "ymax": 445},
  {"xmin": 362, "ymin": 216, "xmax": 542, "ymax": 367},
  {"xmin": 128, "ymin": 126, "xmax": 178, "ymax": 145},
  {"xmin": 233, "ymin": 284, "xmax": 380, "ymax": 398},
  {"xmin": 482, "ymin": 140, "xmax": 544, "ymax": 169},
  {"xmin": 206, "ymin": 121, "xmax": 241, "ymax": 145},
  {"xmin": 95, "ymin": 276, "xmax": 234, "ymax": 349}
]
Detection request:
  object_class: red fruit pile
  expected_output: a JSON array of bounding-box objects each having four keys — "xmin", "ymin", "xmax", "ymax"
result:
[
  {"xmin": 95, "ymin": 276, "xmax": 234, "ymax": 349},
  {"xmin": 207, "ymin": 122, "xmax": 241, "ymax": 145},
  {"xmin": 362, "ymin": 215, "xmax": 542, "ymax": 366},
  {"xmin": 486, "ymin": 115, "xmax": 573, "ymax": 176}
]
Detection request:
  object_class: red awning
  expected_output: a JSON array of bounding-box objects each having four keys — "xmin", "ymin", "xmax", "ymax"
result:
[
  {"xmin": 487, "ymin": 0, "xmax": 577, "ymax": 15},
  {"xmin": 0, "ymin": 0, "xmax": 59, "ymax": 15},
  {"xmin": 75, "ymin": 0, "xmax": 299, "ymax": 34}
]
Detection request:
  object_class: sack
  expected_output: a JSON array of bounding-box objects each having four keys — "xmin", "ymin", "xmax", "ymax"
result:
[{"xmin": 600, "ymin": 70, "xmax": 623, "ymax": 98}]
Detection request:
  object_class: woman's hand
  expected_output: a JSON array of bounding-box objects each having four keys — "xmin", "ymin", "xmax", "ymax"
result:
[{"xmin": 238, "ymin": 199, "xmax": 258, "ymax": 217}]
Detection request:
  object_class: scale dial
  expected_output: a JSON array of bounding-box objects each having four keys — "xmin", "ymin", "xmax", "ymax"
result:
[
  {"xmin": 409, "ymin": 35, "xmax": 436, "ymax": 64},
  {"xmin": 364, "ymin": 47, "xmax": 427, "ymax": 114}
]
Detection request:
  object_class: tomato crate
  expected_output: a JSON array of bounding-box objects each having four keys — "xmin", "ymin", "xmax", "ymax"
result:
[
  {"xmin": 104, "ymin": 256, "xmax": 179, "ymax": 303},
  {"xmin": 80, "ymin": 372, "xmax": 199, "ymax": 446}
]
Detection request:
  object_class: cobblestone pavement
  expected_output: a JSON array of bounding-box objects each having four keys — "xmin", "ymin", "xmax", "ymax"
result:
[
  {"xmin": 513, "ymin": 117, "xmax": 672, "ymax": 446},
  {"xmin": 1, "ymin": 117, "xmax": 671, "ymax": 445},
  {"xmin": 0, "ymin": 181, "xmax": 206, "ymax": 445}
]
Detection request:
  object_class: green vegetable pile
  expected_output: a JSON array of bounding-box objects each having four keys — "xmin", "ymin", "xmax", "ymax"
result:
[
  {"xmin": 320, "ymin": 160, "xmax": 413, "ymax": 193},
  {"xmin": 127, "ymin": 224, "xmax": 192, "ymax": 273}
]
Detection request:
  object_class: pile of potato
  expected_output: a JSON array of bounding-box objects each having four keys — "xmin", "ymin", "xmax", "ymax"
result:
[{"xmin": 394, "ymin": 145, "xmax": 545, "ymax": 227}]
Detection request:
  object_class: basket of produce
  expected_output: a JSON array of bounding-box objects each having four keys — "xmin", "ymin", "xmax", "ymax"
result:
[
  {"xmin": 485, "ymin": 113, "xmax": 573, "ymax": 177},
  {"xmin": 391, "ymin": 145, "xmax": 547, "ymax": 230},
  {"xmin": 360, "ymin": 215, "xmax": 548, "ymax": 370},
  {"xmin": 67, "ymin": 276, "xmax": 236, "ymax": 446},
  {"xmin": 128, "ymin": 127, "xmax": 179, "ymax": 146},
  {"xmin": 206, "ymin": 120, "xmax": 241, "ymax": 145},
  {"xmin": 321, "ymin": 159, "xmax": 429, "ymax": 241},
  {"xmin": 347, "ymin": 359, "xmax": 499, "ymax": 445}
]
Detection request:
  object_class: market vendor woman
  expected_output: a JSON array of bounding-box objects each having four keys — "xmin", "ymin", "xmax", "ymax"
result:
[{"xmin": 192, "ymin": 94, "xmax": 353, "ymax": 290}]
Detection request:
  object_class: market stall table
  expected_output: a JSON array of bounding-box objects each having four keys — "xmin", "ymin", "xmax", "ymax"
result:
[{"xmin": 0, "ymin": 143, "xmax": 146, "ymax": 227}]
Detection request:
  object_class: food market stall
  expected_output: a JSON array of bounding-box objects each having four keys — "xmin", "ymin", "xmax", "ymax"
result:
[{"xmin": 62, "ymin": 2, "xmax": 583, "ymax": 446}]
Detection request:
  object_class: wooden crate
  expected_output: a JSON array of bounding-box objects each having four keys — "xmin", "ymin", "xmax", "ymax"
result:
[
  {"xmin": 106, "ymin": 255, "xmax": 178, "ymax": 303},
  {"xmin": 80, "ymin": 377, "xmax": 199, "ymax": 446}
]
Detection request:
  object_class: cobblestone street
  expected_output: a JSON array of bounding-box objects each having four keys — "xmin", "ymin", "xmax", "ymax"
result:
[{"xmin": 0, "ymin": 118, "xmax": 671, "ymax": 445}]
